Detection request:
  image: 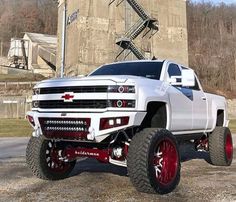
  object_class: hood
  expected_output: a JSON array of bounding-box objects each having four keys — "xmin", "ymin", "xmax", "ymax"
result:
[
  {"xmin": 35, "ymin": 75, "xmax": 140, "ymax": 88},
  {"xmin": 35, "ymin": 75, "xmax": 164, "ymax": 89}
]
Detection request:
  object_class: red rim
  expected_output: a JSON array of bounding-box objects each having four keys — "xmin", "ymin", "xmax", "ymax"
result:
[
  {"xmin": 153, "ymin": 138, "xmax": 178, "ymax": 185},
  {"xmin": 45, "ymin": 141, "xmax": 71, "ymax": 173},
  {"xmin": 225, "ymin": 133, "xmax": 233, "ymax": 161}
]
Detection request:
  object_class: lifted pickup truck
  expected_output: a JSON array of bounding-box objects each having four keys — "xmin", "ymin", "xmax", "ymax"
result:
[{"xmin": 26, "ymin": 60, "xmax": 233, "ymax": 194}]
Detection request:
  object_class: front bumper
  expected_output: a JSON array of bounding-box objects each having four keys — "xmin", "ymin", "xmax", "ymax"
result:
[{"xmin": 27, "ymin": 110, "xmax": 146, "ymax": 142}]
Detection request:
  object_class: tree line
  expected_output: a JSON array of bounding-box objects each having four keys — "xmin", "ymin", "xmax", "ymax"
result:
[
  {"xmin": 187, "ymin": 1, "xmax": 236, "ymax": 96},
  {"xmin": 0, "ymin": 0, "xmax": 58, "ymax": 55}
]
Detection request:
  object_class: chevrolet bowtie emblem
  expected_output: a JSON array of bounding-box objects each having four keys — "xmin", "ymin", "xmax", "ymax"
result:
[{"xmin": 61, "ymin": 92, "xmax": 74, "ymax": 102}]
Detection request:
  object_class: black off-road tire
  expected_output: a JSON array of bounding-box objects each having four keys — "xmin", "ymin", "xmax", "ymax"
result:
[
  {"xmin": 26, "ymin": 136, "xmax": 76, "ymax": 180},
  {"xmin": 127, "ymin": 128, "xmax": 181, "ymax": 194},
  {"xmin": 209, "ymin": 127, "xmax": 233, "ymax": 166}
]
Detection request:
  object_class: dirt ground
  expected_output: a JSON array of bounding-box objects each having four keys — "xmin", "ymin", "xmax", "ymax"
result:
[{"xmin": 0, "ymin": 145, "xmax": 235, "ymax": 202}]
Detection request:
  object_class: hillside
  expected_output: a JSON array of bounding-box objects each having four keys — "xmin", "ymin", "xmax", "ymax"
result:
[{"xmin": 187, "ymin": 2, "xmax": 236, "ymax": 98}]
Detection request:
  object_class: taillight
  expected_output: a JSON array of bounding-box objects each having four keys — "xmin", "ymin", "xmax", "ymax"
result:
[
  {"xmin": 99, "ymin": 117, "xmax": 129, "ymax": 130},
  {"xmin": 27, "ymin": 115, "xmax": 35, "ymax": 126}
]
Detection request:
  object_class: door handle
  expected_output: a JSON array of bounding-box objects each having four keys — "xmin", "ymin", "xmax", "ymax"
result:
[
  {"xmin": 186, "ymin": 94, "xmax": 192, "ymax": 98},
  {"xmin": 202, "ymin": 97, "xmax": 206, "ymax": 101}
]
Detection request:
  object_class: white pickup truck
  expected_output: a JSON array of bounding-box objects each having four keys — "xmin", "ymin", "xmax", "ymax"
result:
[{"xmin": 26, "ymin": 60, "xmax": 233, "ymax": 194}]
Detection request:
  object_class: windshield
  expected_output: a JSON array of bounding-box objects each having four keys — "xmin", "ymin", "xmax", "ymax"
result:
[{"xmin": 89, "ymin": 61, "xmax": 164, "ymax": 80}]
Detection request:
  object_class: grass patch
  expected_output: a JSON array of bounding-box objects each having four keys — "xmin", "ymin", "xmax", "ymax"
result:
[
  {"xmin": 229, "ymin": 119, "xmax": 236, "ymax": 133},
  {"xmin": 0, "ymin": 73, "xmax": 45, "ymax": 82},
  {"xmin": 0, "ymin": 118, "xmax": 32, "ymax": 137}
]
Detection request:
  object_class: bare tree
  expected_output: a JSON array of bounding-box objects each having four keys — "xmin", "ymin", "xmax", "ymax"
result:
[
  {"xmin": 187, "ymin": 1, "xmax": 236, "ymax": 97},
  {"xmin": 0, "ymin": 0, "xmax": 58, "ymax": 55}
]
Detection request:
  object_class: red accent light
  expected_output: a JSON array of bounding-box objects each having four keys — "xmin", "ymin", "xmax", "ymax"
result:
[
  {"xmin": 109, "ymin": 100, "xmax": 135, "ymax": 108},
  {"xmin": 121, "ymin": 100, "xmax": 127, "ymax": 107},
  {"xmin": 99, "ymin": 117, "xmax": 129, "ymax": 130},
  {"xmin": 112, "ymin": 100, "xmax": 128, "ymax": 108},
  {"xmin": 108, "ymin": 85, "xmax": 135, "ymax": 93},
  {"xmin": 122, "ymin": 86, "xmax": 130, "ymax": 93},
  {"xmin": 27, "ymin": 115, "xmax": 35, "ymax": 126}
]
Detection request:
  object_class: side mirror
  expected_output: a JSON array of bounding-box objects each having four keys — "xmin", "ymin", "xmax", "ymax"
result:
[
  {"xmin": 168, "ymin": 69, "xmax": 195, "ymax": 87},
  {"xmin": 182, "ymin": 69, "xmax": 195, "ymax": 87},
  {"xmin": 168, "ymin": 76, "xmax": 182, "ymax": 86}
]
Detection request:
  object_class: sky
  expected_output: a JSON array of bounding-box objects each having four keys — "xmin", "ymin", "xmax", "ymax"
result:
[{"xmin": 193, "ymin": 0, "xmax": 236, "ymax": 4}]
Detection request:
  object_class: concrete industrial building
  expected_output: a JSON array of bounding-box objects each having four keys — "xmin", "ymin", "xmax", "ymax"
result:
[
  {"xmin": 6, "ymin": 33, "xmax": 57, "ymax": 77},
  {"xmin": 23, "ymin": 33, "xmax": 57, "ymax": 77},
  {"xmin": 57, "ymin": 0, "xmax": 188, "ymax": 76}
]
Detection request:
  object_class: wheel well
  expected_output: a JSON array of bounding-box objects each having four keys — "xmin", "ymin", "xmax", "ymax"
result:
[
  {"xmin": 140, "ymin": 102, "xmax": 167, "ymax": 129},
  {"xmin": 216, "ymin": 110, "xmax": 224, "ymax": 126}
]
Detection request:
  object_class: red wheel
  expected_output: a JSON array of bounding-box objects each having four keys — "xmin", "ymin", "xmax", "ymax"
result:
[
  {"xmin": 26, "ymin": 136, "xmax": 76, "ymax": 180},
  {"xmin": 225, "ymin": 133, "xmax": 233, "ymax": 162},
  {"xmin": 128, "ymin": 128, "xmax": 180, "ymax": 194},
  {"xmin": 45, "ymin": 141, "xmax": 73, "ymax": 173},
  {"xmin": 153, "ymin": 138, "xmax": 179, "ymax": 186},
  {"xmin": 209, "ymin": 127, "xmax": 233, "ymax": 166}
]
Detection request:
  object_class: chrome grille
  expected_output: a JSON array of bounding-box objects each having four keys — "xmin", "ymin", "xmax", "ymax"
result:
[
  {"xmin": 40, "ymin": 86, "xmax": 108, "ymax": 94},
  {"xmin": 38, "ymin": 100, "xmax": 107, "ymax": 109}
]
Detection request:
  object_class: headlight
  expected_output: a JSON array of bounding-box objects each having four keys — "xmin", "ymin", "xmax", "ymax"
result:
[
  {"xmin": 33, "ymin": 88, "xmax": 40, "ymax": 95},
  {"xmin": 108, "ymin": 100, "xmax": 135, "ymax": 108},
  {"xmin": 107, "ymin": 85, "xmax": 135, "ymax": 93}
]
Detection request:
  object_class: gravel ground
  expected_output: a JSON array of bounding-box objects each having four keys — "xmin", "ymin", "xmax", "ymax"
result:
[{"xmin": 0, "ymin": 144, "xmax": 235, "ymax": 202}]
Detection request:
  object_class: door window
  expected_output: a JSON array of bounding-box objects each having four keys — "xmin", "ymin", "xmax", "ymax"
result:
[{"xmin": 168, "ymin": 64, "xmax": 181, "ymax": 77}]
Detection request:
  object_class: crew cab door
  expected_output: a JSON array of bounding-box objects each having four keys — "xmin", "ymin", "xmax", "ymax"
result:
[
  {"xmin": 190, "ymin": 76, "xmax": 208, "ymax": 130},
  {"xmin": 167, "ymin": 63, "xmax": 193, "ymax": 131}
]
